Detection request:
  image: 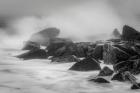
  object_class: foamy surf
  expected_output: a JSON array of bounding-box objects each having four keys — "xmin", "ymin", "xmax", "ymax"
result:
[{"xmin": 0, "ymin": 48, "xmax": 139, "ymax": 93}]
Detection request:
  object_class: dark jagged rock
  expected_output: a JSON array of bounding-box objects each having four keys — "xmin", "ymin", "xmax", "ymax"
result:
[
  {"xmin": 98, "ymin": 66, "xmax": 114, "ymax": 76},
  {"xmin": 111, "ymin": 72, "xmax": 125, "ymax": 81},
  {"xmin": 91, "ymin": 45, "xmax": 103, "ymax": 60},
  {"xmin": 47, "ymin": 41, "xmax": 95, "ymax": 58},
  {"xmin": 114, "ymin": 44, "xmax": 138, "ymax": 56},
  {"xmin": 22, "ymin": 41, "xmax": 40, "ymax": 50},
  {"xmin": 69, "ymin": 57, "xmax": 101, "ymax": 71},
  {"xmin": 111, "ymin": 70, "xmax": 138, "ymax": 82},
  {"xmin": 113, "ymin": 59, "xmax": 140, "ymax": 75},
  {"xmin": 47, "ymin": 38, "xmax": 73, "ymax": 57},
  {"xmin": 103, "ymin": 43, "xmax": 130, "ymax": 64},
  {"xmin": 17, "ymin": 49, "xmax": 48, "ymax": 60},
  {"xmin": 72, "ymin": 42, "xmax": 96, "ymax": 57},
  {"xmin": 89, "ymin": 78, "xmax": 110, "ymax": 83},
  {"xmin": 103, "ymin": 43, "xmax": 116, "ymax": 64},
  {"xmin": 131, "ymin": 83, "xmax": 140, "ymax": 89},
  {"xmin": 122, "ymin": 25, "xmax": 140, "ymax": 41},
  {"xmin": 50, "ymin": 55, "xmax": 80, "ymax": 63}
]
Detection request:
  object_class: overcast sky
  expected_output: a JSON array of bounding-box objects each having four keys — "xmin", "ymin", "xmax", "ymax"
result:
[{"xmin": 0, "ymin": 0, "xmax": 140, "ymax": 48}]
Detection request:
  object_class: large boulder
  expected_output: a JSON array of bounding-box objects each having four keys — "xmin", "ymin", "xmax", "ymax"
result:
[
  {"xmin": 72, "ymin": 42, "xmax": 96, "ymax": 57},
  {"xmin": 46, "ymin": 38, "xmax": 73, "ymax": 57},
  {"xmin": 103, "ymin": 43, "xmax": 130, "ymax": 64},
  {"xmin": 122, "ymin": 25, "xmax": 140, "ymax": 41},
  {"xmin": 17, "ymin": 49, "xmax": 48, "ymax": 60},
  {"xmin": 22, "ymin": 41, "xmax": 40, "ymax": 50},
  {"xmin": 98, "ymin": 66, "xmax": 114, "ymax": 76},
  {"xmin": 91, "ymin": 45, "xmax": 103, "ymax": 60},
  {"xmin": 50, "ymin": 55, "xmax": 80, "ymax": 63},
  {"xmin": 111, "ymin": 71, "xmax": 137, "ymax": 82},
  {"xmin": 113, "ymin": 59, "xmax": 140, "ymax": 75},
  {"xmin": 69, "ymin": 57, "xmax": 101, "ymax": 71},
  {"xmin": 89, "ymin": 78, "xmax": 110, "ymax": 83},
  {"xmin": 47, "ymin": 41, "xmax": 95, "ymax": 58},
  {"xmin": 114, "ymin": 44, "xmax": 138, "ymax": 57},
  {"xmin": 29, "ymin": 27, "xmax": 60, "ymax": 46}
]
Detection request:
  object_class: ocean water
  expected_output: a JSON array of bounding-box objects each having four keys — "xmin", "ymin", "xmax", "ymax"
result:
[{"xmin": 0, "ymin": 48, "xmax": 140, "ymax": 93}]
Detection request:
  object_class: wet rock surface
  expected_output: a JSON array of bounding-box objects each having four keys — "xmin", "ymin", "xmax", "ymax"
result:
[
  {"xmin": 113, "ymin": 59, "xmax": 140, "ymax": 75},
  {"xmin": 111, "ymin": 72, "xmax": 125, "ymax": 82},
  {"xmin": 103, "ymin": 43, "xmax": 130, "ymax": 64},
  {"xmin": 46, "ymin": 38, "xmax": 73, "ymax": 57},
  {"xmin": 98, "ymin": 66, "xmax": 114, "ymax": 76},
  {"xmin": 69, "ymin": 58, "xmax": 101, "ymax": 71},
  {"xmin": 17, "ymin": 49, "xmax": 48, "ymax": 60},
  {"xmin": 91, "ymin": 45, "xmax": 103, "ymax": 60}
]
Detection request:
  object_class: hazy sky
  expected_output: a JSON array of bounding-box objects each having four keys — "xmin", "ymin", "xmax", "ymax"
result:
[{"xmin": 0, "ymin": 0, "xmax": 140, "ymax": 48}]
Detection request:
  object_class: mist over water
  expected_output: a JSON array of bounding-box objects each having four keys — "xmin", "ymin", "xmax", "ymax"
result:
[
  {"xmin": 0, "ymin": 1, "xmax": 124, "ymax": 49},
  {"xmin": 0, "ymin": 0, "xmax": 140, "ymax": 49}
]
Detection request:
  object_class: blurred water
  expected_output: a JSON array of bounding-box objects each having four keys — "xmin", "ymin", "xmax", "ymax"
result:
[{"xmin": 0, "ymin": 48, "xmax": 140, "ymax": 93}]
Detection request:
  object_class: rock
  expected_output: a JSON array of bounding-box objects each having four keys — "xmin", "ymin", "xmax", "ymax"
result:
[
  {"xmin": 111, "ymin": 72, "xmax": 125, "ymax": 81},
  {"xmin": 17, "ymin": 49, "xmax": 48, "ymax": 60},
  {"xmin": 29, "ymin": 27, "xmax": 60, "ymax": 46},
  {"xmin": 47, "ymin": 41, "xmax": 95, "ymax": 58},
  {"xmin": 113, "ymin": 61, "xmax": 129, "ymax": 72},
  {"xmin": 122, "ymin": 25, "xmax": 140, "ymax": 41},
  {"xmin": 114, "ymin": 44, "xmax": 138, "ymax": 56},
  {"xmin": 22, "ymin": 41, "xmax": 40, "ymax": 50},
  {"xmin": 134, "ymin": 45, "xmax": 140, "ymax": 54},
  {"xmin": 131, "ymin": 83, "xmax": 140, "ymax": 89},
  {"xmin": 91, "ymin": 45, "xmax": 103, "ymax": 60},
  {"xmin": 123, "ymin": 71, "xmax": 137, "ymax": 82},
  {"xmin": 103, "ymin": 43, "xmax": 130, "ymax": 64},
  {"xmin": 89, "ymin": 78, "xmax": 110, "ymax": 83},
  {"xmin": 51, "ymin": 55, "xmax": 80, "ymax": 63},
  {"xmin": 72, "ymin": 42, "xmax": 96, "ymax": 57},
  {"xmin": 113, "ymin": 59, "xmax": 140, "ymax": 75},
  {"xmin": 111, "ymin": 28, "xmax": 121, "ymax": 39},
  {"xmin": 46, "ymin": 38, "xmax": 73, "ymax": 57},
  {"xmin": 98, "ymin": 66, "xmax": 114, "ymax": 76},
  {"xmin": 69, "ymin": 57, "xmax": 101, "ymax": 71},
  {"xmin": 112, "ymin": 71, "xmax": 138, "ymax": 82}
]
